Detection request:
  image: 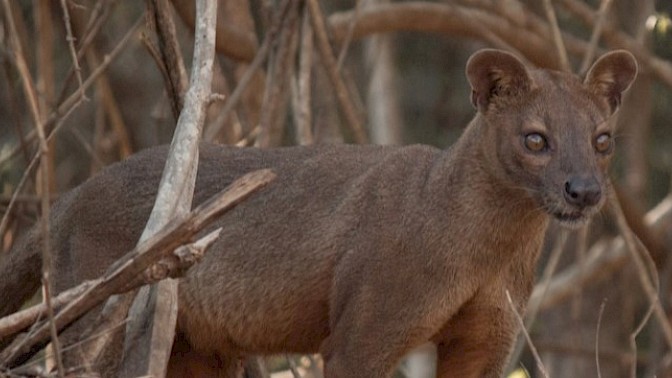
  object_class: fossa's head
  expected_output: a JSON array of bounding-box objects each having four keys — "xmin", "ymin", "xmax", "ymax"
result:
[{"xmin": 466, "ymin": 49, "xmax": 637, "ymax": 228}]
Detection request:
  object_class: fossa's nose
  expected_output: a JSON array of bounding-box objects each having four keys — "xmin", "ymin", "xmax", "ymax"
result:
[{"xmin": 564, "ymin": 177, "xmax": 601, "ymax": 208}]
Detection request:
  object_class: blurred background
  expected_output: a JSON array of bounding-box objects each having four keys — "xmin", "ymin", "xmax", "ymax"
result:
[{"xmin": 0, "ymin": 0, "xmax": 671, "ymax": 377}]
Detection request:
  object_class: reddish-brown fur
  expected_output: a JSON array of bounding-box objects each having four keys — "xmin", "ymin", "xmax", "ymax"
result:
[{"xmin": 0, "ymin": 49, "xmax": 636, "ymax": 377}]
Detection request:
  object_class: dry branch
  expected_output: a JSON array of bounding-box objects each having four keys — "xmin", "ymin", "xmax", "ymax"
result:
[
  {"xmin": 578, "ymin": 0, "xmax": 613, "ymax": 75},
  {"xmin": 0, "ymin": 16, "xmax": 143, "ymax": 246},
  {"xmin": 147, "ymin": 0, "xmax": 189, "ymax": 120},
  {"xmin": 0, "ymin": 283, "xmax": 93, "ymax": 342},
  {"xmin": 610, "ymin": 192, "xmax": 672, "ymax": 355},
  {"xmin": 171, "ymin": 0, "xmax": 258, "ymax": 62},
  {"xmin": 119, "ymin": 0, "xmax": 217, "ymax": 375},
  {"xmin": 507, "ymin": 229, "xmax": 569, "ymax": 372},
  {"xmin": 541, "ymin": 0, "xmax": 570, "ymax": 71},
  {"xmin": 328, "ymin": 3, "xmax": 560, "ymax": 67},
  {"xmin": 204, "ymin": 0, "xmax": 292, "ymax": 141},
  {"xmin": 0, "ymin": 229, "xmax": 217, "ymax": 345},
  {"xmin": 0, "ymin": 169, "xmax": 276, "ymax": 369},
  {"xmin": 257, "ymin": 0, "xmax": 300, "ymax": 148},
  {"xmin": 327, "ymin": 2, "xmax": 672, "ymax": 89},
  {"xmin": 1, "ymin": 0, "xmax": 63, "ymax": 373},
  {"xmin": 54, "ymin": 0, "xmax": 112, "ymax": 107},
  {"xmin": 307, "ymin": 0, "xmax": 367, "ymax": 144},
  {"xmin": 59, "ymin": 0, "xmax": 86, "ymax": 100},
  {"xmin": 292, "ymin": 5, "xmax": 314, "ymax": 145},
  {"xmin": 506, "ymin": 290, "xmax": 549, "ymax": 378},
  {"xmin": 531, "ymin": 195, "xmax": 672, "ymax": 311}
]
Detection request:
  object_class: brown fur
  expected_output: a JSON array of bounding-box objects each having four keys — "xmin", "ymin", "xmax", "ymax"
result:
[{"xmin": 0, "ymin": 49, "xmax": 636, "ymax": 377}]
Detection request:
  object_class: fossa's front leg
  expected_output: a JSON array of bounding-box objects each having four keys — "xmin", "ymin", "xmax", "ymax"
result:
[
  {"xmin": 323, "ymin": 253, "xmax": 479, "ymax": 378},
  {"xmin": 434, "ymin": 288, "xmax": 522, "ymax": 378}
]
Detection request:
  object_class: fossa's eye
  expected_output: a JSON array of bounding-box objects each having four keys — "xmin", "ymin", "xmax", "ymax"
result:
[
  {"xmin": 595, "ymin": 133, "xmax": 612, "ymax": 153},
  {"xmin": 524, "ymin": 133, "xmax": 548, "ymax": 152}
]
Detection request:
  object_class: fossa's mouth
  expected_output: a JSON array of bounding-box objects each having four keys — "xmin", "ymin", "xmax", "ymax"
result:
[
  {"xmin": 540, "ymin": 196, "xmax": 599, "ymax": 229},
  {"xmin": 552, "ymin": 210, "xmax": 588, "ymax": 229},
  {"xmin": 538, "ymin": 188, "xmax": 604, "ymax": 229}
]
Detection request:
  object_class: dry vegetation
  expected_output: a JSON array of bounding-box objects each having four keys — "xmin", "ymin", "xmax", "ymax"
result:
[{"xmin": 0, "ymin": 0, "xmax": 671, "ymax": 377}]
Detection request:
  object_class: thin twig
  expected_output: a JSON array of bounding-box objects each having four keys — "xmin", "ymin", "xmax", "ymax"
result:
[
  {"xmin": 609, "ymin": 188, "xmax": 672, "ymax": 358},
  {"xmin": 541, "ymin": 0, "xmax": 570, "ymax": 72},
  {"xmin": 60, "ymin": 0, "xmax": 87, "ymax": 101},
  {"xmin": 41, "ymin": 281, "xmax": 65, "ymax": 377},
  {"xmin": 208, "ymin": 93, "xmax": 227, "ymax": 103},
  {"xmin": 336, "ymin": 0, "xmax": 363, "ymax": 71},
  {"xmin": 455, "ymin": 6, "xmax": 532, "ymax": 67},
  {"xmin": 595, "ymin": 299, "xmax": 606, "ymax": 378},
  {"xmin": 147, "ymin": 0, "xmax": 189, "ymax": 120},
  {"xmin": 507, "ymin": 229, "xmax": 569, "ymax": 371},
  {"xmin": 140, "ymin": 31, "xmax": 173, "ymax": 99},
  {"xmin": 35, "ymin": 0, "xmax": 57, "ymax": 196},
  {"xmin": 0, "ymin": 282, "xmax": 94, "ymax": 340},
  {"xmin": 75, "ymin": 0, "xmax": 109, "ymax": 58},
  {"xmin": 628, "ymin": 296, "xmax": 655, "ymax": 378},
  {"xmin": 1, "ymin": 1, "xmax": 64, "ymax": 375},
  {"xmin": 506, "ymin": 290, "xmax": 549, "ymax": 378},
  {"xmin": 286, "ymin": 355, "xmax": 302, "ymax": 378},
  {"xmin": 204, "ymin": 0, "xmax": 292, "ymax": 141},
  {"xmin": 257, "ymin": 0, "xmax": 300, "ymax": 148},
  {"xmin": 307, "ymin": 0, "xmax": 367, "ymax": 144},
  {"xmin": 84, "ymin": 47, "xmax": 134, "ymax": 158},
  {"xmin": 579, "ymin": 0, "xmax": 613, "ymax": 75},
  {"xmin": 571, "ymin": 225, "xmax": 589, "ymax": 320},
  {"xmin": 13, "ymin": 317, "xmax": 130, "ymax": 373},
  {"xmin": 67, "ymin": 126, "xmax": 105, "ymax": 170},
  {"xmin": 526, "ymin": 194, "xmax": 672, "ymax": 313},
  {"xmin": 54, "ymin": 0, "xmax": 112, "ymax": 106},
  {"xmin": 1, "ymin": 62, "xmax": 32, "ymax": 165},
  {"xmin": 0, "ymin": 15, "xmax": 143, "ymax": 242},
  {"xmin": 235, "ymin": 126, "xmax": 261, "ymax": 147}
]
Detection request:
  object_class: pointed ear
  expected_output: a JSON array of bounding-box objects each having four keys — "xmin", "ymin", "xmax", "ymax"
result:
[
  {"xmin": 466, "ymin": 49, "xmax": 534, "ymax": 112},
  {"xmin": 584, "ymin": 50, "xmax": 637, "ymax": 114}
]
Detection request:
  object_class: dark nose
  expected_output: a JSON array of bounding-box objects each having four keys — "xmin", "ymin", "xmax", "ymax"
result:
[{"xmin": 564, "ymin": 177, "xmax": 602, "ymax": 208}]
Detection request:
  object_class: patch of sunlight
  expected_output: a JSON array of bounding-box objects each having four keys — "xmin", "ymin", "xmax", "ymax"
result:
[
  {"xmin": 507, "ymin": 367, "xmax": 531, "ymax": 378},
  {"xmin": 646, "ymin": 13, "xmax": 671, "ymax": 34}
]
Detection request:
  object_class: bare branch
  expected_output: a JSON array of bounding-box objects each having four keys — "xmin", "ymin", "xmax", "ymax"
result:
[
  {"xmin": 171, "ymin": 0, "xmax": 258, "ymax": 62},
  {"xmin": 328, "ymin": 2, "xmax": 672, "ymax": 89},
  {"xmin": 147, "ymin": 0, "xmax": 189, "ymax": 120},
  {"xmin": 0, "ymin": 169, "xmax": 276, "ymax": 369},
  {"xmin": 0, "ymin": 16, "xmax": 143, "ymax": 242},
  {"xmin": 507, "ymin": 229, "xmax": 569, "ymax": 371},
  {"xmin": 0, "ymin": 282, "xmax": 93, "ymax": 343},
  {"xmin": 307, "ymin": 0, "xmax": 367, "ymax": 144},
  {"xmin": 579, "ymin": 0, "xmax": 613, "ymax": 75},
  {"xmin": 541, "ymin": 0, "xmax": 570, "ymax": 72},
  {"xmin": 1, "ymin": 1, "xmax": 63, "ymax": 374},
  {"xmin": 596, "ymin": 300, "xmax": 606, "ymax": 378},
  {"xmin": 506, "ymin": 290, "xmax": 549, "ymax": 378},
  {"xmin": 60, "ymin": 0, "xmax": 87, "ymax": 101},
  {"xmin": 257, "ymin": 0, "xmax": 300, "ymax": 148},
  {"xmin": 336, "ymin": 0, "xmax": 362, "ymax": 71},
  {"xmin": 530, "ymin": 195, "xmax": 672, "ymax": 312},
  {"xmin": 119, "ymin": 0, "xmax": 218, "ymax": 374},
  {"xmin": 292, "ymin": 4, "xmax": 314, "ymax": 145},
  {"xmin": 204, "ymin": 0, "xmax": 292, "ymax": 141},
  {"xmin": 609, "ymin": 190, "xmax": 672, "ymax": 362}
]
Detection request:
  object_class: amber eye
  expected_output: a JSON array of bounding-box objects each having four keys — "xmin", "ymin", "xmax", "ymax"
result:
[
  {"xmin": 595, "ymin": 133, "xmax": 612, "ymax": 153},
  {"xmin": 524, "ymin": 133, "xmax": 547, "ymax": 152}
]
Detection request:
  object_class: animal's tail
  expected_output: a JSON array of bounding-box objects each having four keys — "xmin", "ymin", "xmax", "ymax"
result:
[{"xmin": 0, "ymin": 227, "xmax": 43, "ymax": 319}]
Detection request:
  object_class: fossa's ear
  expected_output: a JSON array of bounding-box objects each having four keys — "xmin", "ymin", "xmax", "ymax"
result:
[
  {"xmin": 466, "ymin": 49, "xmax": 534, "ymax": 112},
  {"xmin": 584, "ymin": 50, "xmax": 637, "ymax": 114}
]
